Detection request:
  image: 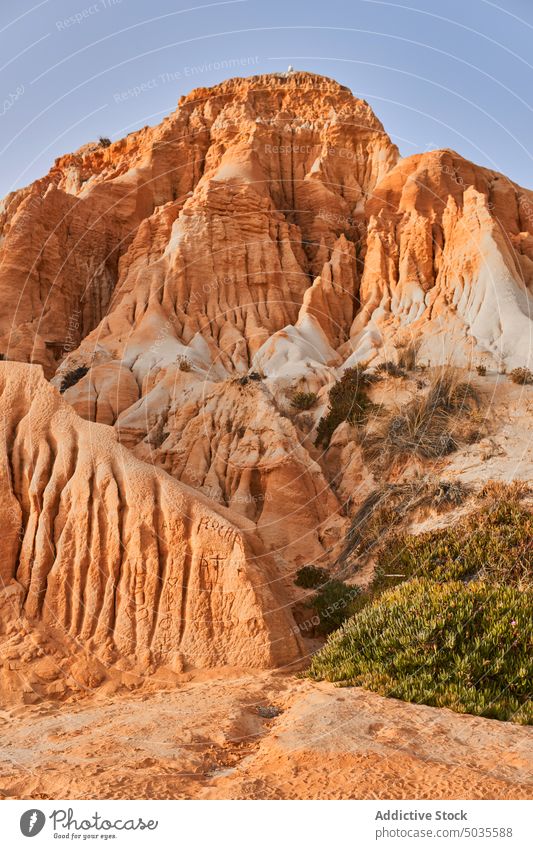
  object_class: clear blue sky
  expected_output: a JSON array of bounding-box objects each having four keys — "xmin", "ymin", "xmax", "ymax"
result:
[{"xmin": 1, "ymin": 0, "xmax": 532, "ymax": 197}]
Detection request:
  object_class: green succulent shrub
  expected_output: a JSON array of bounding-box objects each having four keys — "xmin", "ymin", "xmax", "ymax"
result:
[
  {"xmin": 374, "ymin": 499, "xmax": 532, "ymax": 593},
  {"xmin": 308, "ymin": 485, "xmax": 532, "ymax": 723},
  {"xmin": 294, "ymin": 567, "xmax": 361, "ymax": 635},
  {"xmin": 308, "ymin": 578, "xmax": 532, "ymax": 723},
  {"xmin": 312, "ymin": 579, "xmax": 361, "ymax": 635}
]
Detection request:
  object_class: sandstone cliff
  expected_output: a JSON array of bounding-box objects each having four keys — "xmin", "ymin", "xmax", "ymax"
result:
[
  {"xmin": 1, "ymin": 72, "xmax": 532, "ymax": 684},
  {"xmin": 0, "ymin": 362, "xmax": 302, "ymax": 685}
]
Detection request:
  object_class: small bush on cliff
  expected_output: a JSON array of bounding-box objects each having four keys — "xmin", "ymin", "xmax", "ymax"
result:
[
  {"xmin": 294, "ymin": 565, "xmax": 329, "ymax": 589},
  {"xmin": 312, "ymin": 580, "xmax": 361, "ymax": 635},
  {"xmin": 315, "ymin": 366, "xmax": 375, "ymax": 448},
  {"xmin": 98, "ymin": 136, "xmax": 112, "ymax": 148},
  {"xmin": 308, "ymin": 578, "xmax": 532, "ymax": 723},
  {"xmin": 510, "ymin": 367, "xmax": 533, "ymax": 385},
  {"xmin": 291, "ymin": 391, "xmax": 318, "ymax": 411},
  {"xmin": 294, "ymin": 567, "xmax": 361, "ymax": 634},
  {"xmin": 60, "ymin": 366, "xmax": 89, "ymax": 393}
]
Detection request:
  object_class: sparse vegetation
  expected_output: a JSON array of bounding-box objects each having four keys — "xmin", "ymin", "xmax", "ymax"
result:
[
  {"xmin": 315, "ymin": 366, "xmax": 375, "ymax": 448},
  {"xmin": 308, "ymin": 579, "xmax": 532, "ymax": 723},
  {"xmin": 375, "ymin": 361, "xmax": 406, "ymax": 378},
  {"xmin": 395, "ymin": 340, "xmax": 419, "ymax": 371},
  {"xmin": 362, "ymin": 366, "xmax": 481, "ymax": 467},
  {"xmin": 308, "ymin": 479, "xmax": 533, "ymax": 722},
  {"xmin": 291, "ymin": 391, "xmax": 318, "ymax": 411},
  {"xmin": 340, "ymin": 477, "xmax": 471, "ymax": 566},
  {"xmin": 60, "ymin": 366, "xmax": 89, "ymax": 393},
  {"xmin": 177, "ymin": 355, "xmax": 192, "ymax": 372},
  {"xmin": 476, "ymin": 364, "xmax": 487, "ymax": 376},
  {"xmin": 375, "ymin": 499, "xmax": 532, "ymax": 590},
  {"xmin": 311, "ymin": 579, "xmax": 361, "ymax": 635},
  {"xmin": 294, "ymin": 567, "xmax": 361, "ymax": 634},
  {"xmin": 510, "ymin": 367, "xmax": 533, "ymax": 385},
  {"xmin": 98, "ymin": 136, "xmax": 112, "ymax": 148},
  {"xmin": 294, "ymin": 565, "xmax": 329, "ymax": 589}
]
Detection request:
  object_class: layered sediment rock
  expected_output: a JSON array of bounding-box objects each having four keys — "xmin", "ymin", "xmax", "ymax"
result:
[
  {"xmin": 0, "ymin": 363, "xmax": 302, "ymax": 673},
  {"xmin": 354, "ymin": 149, "xmax": 533, "ymax": 366}
]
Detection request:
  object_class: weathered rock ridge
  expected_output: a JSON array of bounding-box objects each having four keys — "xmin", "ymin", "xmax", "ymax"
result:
[
  {"xmin": 2, "ymin": 72, "xmax": 532, "ymax": 384},
  {"xmin": 0, "ymin": 363, "xmax": 302, "ymax": 679}
]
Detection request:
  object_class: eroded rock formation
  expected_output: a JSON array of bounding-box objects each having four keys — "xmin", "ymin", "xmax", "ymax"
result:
[
  {"xmin": 1, "ymin": 71, "xmax": 533, "ymax": 684},
  {"xmin": 0, "ymin": 363, "xmax": 302, "ymax": 677}
]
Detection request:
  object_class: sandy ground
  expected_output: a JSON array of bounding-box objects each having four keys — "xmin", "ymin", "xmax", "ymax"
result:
[{"xmin": 0, "ymin": 673, "xmax": 531, "ymax": 800}]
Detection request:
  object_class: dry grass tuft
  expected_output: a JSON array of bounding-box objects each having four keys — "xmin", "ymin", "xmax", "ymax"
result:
[
  {"xmin": 340, "ymin": 477, "xmax": 471, "ymax": 566},
  {"xmin": 480, "ymin": 479, "xmax": 530, "ymax": 502},
  {"xmin": 375, "ymin": 361, "xmax": 407, "ymax": 378},
  {"xmin": 362, "ymin": 366, "xmax": 482, "ymax": 467},
  {"xmin": 395, "ymin": 339, "xmax": 419, "ymax": 371}
]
